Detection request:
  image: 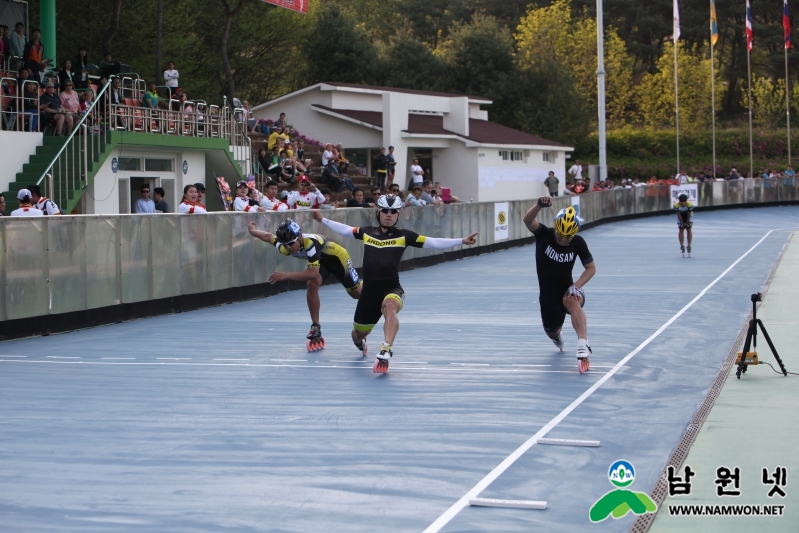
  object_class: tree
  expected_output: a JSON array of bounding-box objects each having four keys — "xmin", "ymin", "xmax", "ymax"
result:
[
  {"xmin": 299, "ymin": 2, "xmax": 378, "ymax": 86},
  {"xmin": 744, "ymin": 76, "xmax": 788, "ymax": 129},
  {"xmin": 221, "ymin": 0, "xmax": 246, "ymax": 98},
  {"xmin": 101, "ymin": 0, "xmax": 124, "ymax": 54},
  {"xmin": 376, "ymin": 28, "xmax": 442, "ymax": 90}
]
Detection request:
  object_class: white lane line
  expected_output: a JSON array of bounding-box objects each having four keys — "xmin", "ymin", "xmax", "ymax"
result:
[
  {"xmin": 1, "ymin": 355, "xmax": 27, "ymax": 358},
  {"xmin": 512, "ymin": 364, "xmax": 551, "ymax": 367},
  {"xmin": 47, "ymin": 356, "xmax": 80, "ymax": 359},
  {"xmin": 451, "ymin": 363, "xmax": 489, "ymax": 366},
  {"xmin": 213, "ymin": 358, "xmax": 250, "ymax": 361},
  {"xmin": 101, "ymin": 357, "xmax": 136, "ymax": 360},
  {"xmin": 422, "ymin": 230, "xmax": 774, "ymax": 533},
  {"xmin": 271, "ymin": 359, "xmax": 307, "ymax": 362},
  {"xmin": 156, "ymin": 358, "xmax": 191, "ymax": 360}
]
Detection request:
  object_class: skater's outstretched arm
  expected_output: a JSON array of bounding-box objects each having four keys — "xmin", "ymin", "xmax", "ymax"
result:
[
  {"xmin": 313, "ymin": 211, "xmax": 357, "ymax": 238},
  {"xmin": 248, "ymin": 221, "xmax": 275, "ymax": 243},
  {"xmin": 524, "ymin": 197, "xmax": 552, "ymax": 233},
  {"xmin": 421, "ymin": 233, "xmax": 478, "ymax": 248},
  {"xmin": 269, "ymin": 266, "xmax": 321, "ymax": 284}
]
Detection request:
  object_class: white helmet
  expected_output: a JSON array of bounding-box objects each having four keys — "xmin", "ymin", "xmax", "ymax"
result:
[{"xmin": 376, "ymin": 194, "xmax": 403, "ymax": 227}]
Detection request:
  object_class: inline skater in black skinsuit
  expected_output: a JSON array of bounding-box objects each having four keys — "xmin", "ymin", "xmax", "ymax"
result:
[
  {"xmin": 674, "ymin": 193, "xmax": 694, "ymax": 257},
  {"xmin": 523, "ymin": 197, "xmax": 596, "ymax": 373},
  {"xmin": 313, "ymin": 195, "xmax": 477, "ymax": 373}
]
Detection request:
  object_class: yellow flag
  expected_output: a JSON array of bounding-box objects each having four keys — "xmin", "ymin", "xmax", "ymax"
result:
[{"xmin": 710, "ymin": 0, "xmax": 719, "ymax": 46}]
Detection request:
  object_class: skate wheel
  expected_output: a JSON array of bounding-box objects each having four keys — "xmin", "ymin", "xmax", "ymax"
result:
[
  {"xmin": 320, "ymin": 339, "xmax": 325, "ymax": 349},
  {"xmin": 373, "ymin": 359, "xmax": 389, "ymax": 373},
  {"xmin": 578, "ymin": 358, "xmax": 590, "ymax": 374},
  {"xmin": 306, "ymin": 340, "xmax": 313, "ymax": 352}
]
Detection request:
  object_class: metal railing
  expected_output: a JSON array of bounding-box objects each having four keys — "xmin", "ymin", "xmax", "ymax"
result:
[
  {"xmin": 34, "ymin": 79, "xmax": 112, "ymax": 211},
  {"xmin": 1, "ymin": 179, "xmax": 797, "ymax": 323},
  {"xmin": 1, "ymin": 77, "xmax": 40, "ymax": 132}
]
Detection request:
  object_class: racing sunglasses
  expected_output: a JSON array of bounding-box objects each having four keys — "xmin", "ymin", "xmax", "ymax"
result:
[
  {"xmin": 380, "ymin": 208, "xmax": 399, "ymax": 214},
  {"xmin": 281, "ymin": 237, "xmax": 300, "ymax": 247}
]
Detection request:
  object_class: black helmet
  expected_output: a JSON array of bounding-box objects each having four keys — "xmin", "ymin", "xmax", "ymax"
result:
[
  {"xmin": 276, "ymin": 219, "xmax": 301, "ymax": 244},
  {"xmin": 375, "ymin": 194, "xmax": 403, "ymax": 227},
  {"xmin": 678, "ymin": 193, "xmax": 688, "ymax": 202}
]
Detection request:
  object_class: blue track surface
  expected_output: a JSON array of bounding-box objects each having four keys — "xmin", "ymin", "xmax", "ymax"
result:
[{"xmin": 1, "ymin": 207, "xmax": 797, "ymax": 532}]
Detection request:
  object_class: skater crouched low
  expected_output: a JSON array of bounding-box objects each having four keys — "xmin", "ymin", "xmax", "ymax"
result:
[
  {"xmin": 248, "ymin": 218, "xmax": 362, "ymax": 351},
  {"xmin": 674, "ymin": 193, "xmax": 693, "ymax": 256},
  {"xmin": 523, "ymin": 197, "xmax": 596, "ymax": 373}
]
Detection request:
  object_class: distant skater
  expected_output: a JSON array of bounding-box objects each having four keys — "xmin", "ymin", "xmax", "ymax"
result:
[{"xmin": 674, "ymin": 193, "xmax": 693, "ymax": 257}]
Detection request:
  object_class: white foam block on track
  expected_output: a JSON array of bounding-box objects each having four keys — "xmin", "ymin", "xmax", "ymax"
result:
[
  {"xmin": 537, "ymin": 438, "xmax": 600, "ymax": 447},
  {"xmin": 469, "ymin": 498, "xmax": 547, "ymax": 510}
]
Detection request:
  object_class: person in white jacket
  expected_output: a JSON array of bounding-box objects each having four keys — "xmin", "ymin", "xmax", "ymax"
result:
[
  {"xmin": 178, "ymin": 184, "xmax": 207, "ymax": 214},
  {"xmin": 163, "ymin": 61, "xmax": 179, "ymax": 97},
  {"xmin": 259, "ymin": 180, "xmax": 289, "ymax": 211},
  {"xmin": 287, "ymin": 175, "xmax": 325, "ymax": 210},
  {"xmin": 10, "ymin": 189, "xmax": 44, "ymax": 217},
  {"xmin": 233, "ymin": 181, "xmax": 264, "ymax": 212}
]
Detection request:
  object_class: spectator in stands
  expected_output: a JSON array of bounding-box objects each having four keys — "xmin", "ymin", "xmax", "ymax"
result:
[
  {"xmin": 319, "ymin": 188, "xmax": 337, "ymax": 210},
  {"xmin": 420, "ymin": 180, "xmax": 442, "ymax": 205},
  {"xmin": 267, "ymin": 126, "xmax": 286, "ymax": 150},
  {"xmin": 59, "ymin": 80, "xmax": 81, "ymax": 123},
  {"xmin": 234, "ymin": 180, "xmax": 264, "ymax": 212},
  {"xmin": 153, "ymin": 187, "xmax": 169, "ymax": 213},
  {"xmin": 9, "ymin": 23, "xmax": 25, "ymax": 63},
  {"xmin": 171, "ymin": 87, "xmax": 187, "ymax": 111},
  {"xmin": 274, "ymin": 112, "xmax": 287, "ymax": 130},
  {"xmin": 23, "ymin": 28, "xmax": 50, "ymax": 81},
  {"xmin": 568, "ymin": 159, "xmax": 583, "ymax": 182},
  {"xmin": 406, "ymin": 185, "xmax": 426, "ymax": 206},
  {"xmin": 178, "ymin": 184, "xmax": 207, "ymax": 214},
  {"xmin": 346, "ymin": 188, "xmax": 373, "ymax": 208},
  {"xmin": 135, "ymin": 184, "xmax": 156, "ymax": 213},
  {"xmin": 784, "ymin": 165, "xmax": 796, "ymax": 178},
  {"xmin": 321, "ymin": 159, "xmax": 355, "ymax": 193},
  {"xmin": 727, "ymin": 168, "xmax": 740, "ymax": 180},
  {"xmin": 409, "ymin": 157, "xmax": 424, "ymax": 189},
  {"xmin": 295, "ymin": 139, "xmax": 308, "ymax": 164},
  {"xmin": 279, "ymin": 149, "xmax": 297, "ymax": 181},
  {"xmin": 0, "ymin": 25, "xmax": 9, "ymax": 69},
  {"xmin": 389, "ymin": 183, "xmax": 401, "ymax": 197},
  {"xmin": 434, "ymin": 182, "xmax": 460, "ymax": 203},
  {"xmin": 105, "ymin": 76, "xmax": 125, "ymax": 128},
  {"xmin": 260, "ymin": 180, "xmax": 288, "ymax": 211},
  {"xmin": 29, "ymin": 184, "xmax": 61, "ymax": 215},
  {"xmin": 0, "ymin": 192, "xmax": 5, "ymax": 215},
  {"xmin": 386, "ymin": 145, "xmax": 397, "ymax": 188},
  {"xmin": 334, "ymin": 143, "xmax": 349, "ymax": 173},
  {"xmin": 80, "ymin": 90, "xmax": 94, "ymax": 115},
  {"xmin": 369, "ymin": 186, "xmax": 381, "ymax": 206},
  {"xmin": 99, "ymin": 52, "xmax": 117, "ymax": 78},
  {"xmin": 40, "ymin": 82, "xmax": 72, "ymax": 135},
  {"xmin": 287, "ymin": 175, "xmax": 325, "ymax": 209},
  {"xmin": 11, "ymin": 189, "xmax": 43, "ymax": 216},
  {"xmin": 142, "ymin": 82, "xmax": 158, "ymax": 109},
  {"xmin": 72, "ymin": 47, "xmax": 90, "ymax": 90},
  {"xmin": 58, "ymin": 59, "xmax": 74, "ymax": 89},
  {"xmin": 194, "ymin": 183, "xmax": 207, "ymax": 209},
  {"xmin": 265, "ymin": 146, "xmax": 288, "ymax": 183},
  {"xmin": 322, "ymin": 143, "xmax": 334, "ymax": 167},
  {"xmin": 163, "ymin": 61, "xmax": 179, "ymax": 97},
  {"xmin": 544, "ymin": 171, "xmax": 559, "ymax": 196},
  {"xmin": 572, "ymin": 179, "xmax": 586, "ymax": 194},
  {"xmin": 247, "ymin": 186, "xmax": 261, "ymax": 207},
  {"xmin": 22, "ymin": 77, "xmax": 39, "ymax": 132},
  {"xmin": 374, "ymin": 147, "xmax": 388, "ymax": 189}
]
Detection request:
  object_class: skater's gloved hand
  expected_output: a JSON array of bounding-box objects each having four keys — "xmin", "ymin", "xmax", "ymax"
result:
[
  {"xmin": 461, "ymin": 233, "xmax": 478, "ymax": 245},
  {"xmin": 537, "ymin": 197, "xmax": 552, "ymax": 208},
  {"xmin": 566, "ymin": 284, "xmax": 584, "ymax": 300},
  {"xmin": 269, "ymin": 272, "xmax": 288, "ymax": 284}
]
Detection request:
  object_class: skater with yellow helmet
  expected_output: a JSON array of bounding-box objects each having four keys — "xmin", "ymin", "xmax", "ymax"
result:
[{"xmin": 523, "ymin": 197, "xmax": 596, "ymax": 373}]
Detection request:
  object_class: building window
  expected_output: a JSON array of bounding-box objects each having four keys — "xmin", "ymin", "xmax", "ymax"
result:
[
  {"xmin": 118, "ymin": 157, "xmax": 141, "ymax": 171},
  {"xmin": 144, "ymin": 158, "xmax": 174, "ymax": 172},
  {"xmin": 500, "ymin": 150, "xmax": 524, "ymax": 162},
  {"xmin": 543, "ymin": 151, "xmax": 556, "ymax": 163}
]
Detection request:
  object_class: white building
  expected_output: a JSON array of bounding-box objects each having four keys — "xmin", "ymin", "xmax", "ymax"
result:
[{"xmin": 251, "ymin": 83, "xmax": 574, "ymax": 201}]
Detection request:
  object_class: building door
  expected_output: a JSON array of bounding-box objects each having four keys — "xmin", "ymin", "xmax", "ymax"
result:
[
  {"xmin": 411, "ymin": 149, "xmax": 433, "ymax": 186},
  {"xmin": 129, "ymin": 177, "xmax": 157, "ymax": 213}
]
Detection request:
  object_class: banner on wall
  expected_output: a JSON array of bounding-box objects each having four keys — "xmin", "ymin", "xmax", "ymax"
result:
[
  {"xmin": 494, "ymin": 202, "xmax": 509, "ymax": 241},
  {"xmin": 669, "ymin": 183, "xmax": 699, "ymax": 206},
  {"xmin": 262, "ymin": 0, "xmax": 308, "ymax": 14}
]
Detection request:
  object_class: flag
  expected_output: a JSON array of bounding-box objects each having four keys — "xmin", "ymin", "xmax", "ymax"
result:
[
  {"xmin": 710, "ymin": 0, "xmax": 719, "ymax": 46},
  {"xmin": 746, "ymin": 0, "xmax": 754, "ymax": 51},
  {"xmin": 785, "ymin": 0, "xmax": 792, "ymax": 49},
  {"xmin": 674, "ymin": 0, "xmax": 681, "ymax": 42},
  {"xmin": 261, "ymin": 0, "xmax": 307, "ymax": 15}
]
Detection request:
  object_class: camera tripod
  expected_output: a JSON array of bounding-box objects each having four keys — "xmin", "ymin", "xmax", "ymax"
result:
[{"xmin": 735, "ymin": 293, "xmax": 787, "ymax": 379}]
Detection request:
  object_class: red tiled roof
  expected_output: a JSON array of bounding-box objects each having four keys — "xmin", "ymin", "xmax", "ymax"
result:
[
  {"xmin": 311, "ymin": 105, "xmax": 571, "ymax": 148},
  {"xmin": 312, "ymin": 105, "xmax": 382, "ymax": 127},
  {"xmin": 322, "ymin": 82, "xmax": 492, "ymax": 103}
]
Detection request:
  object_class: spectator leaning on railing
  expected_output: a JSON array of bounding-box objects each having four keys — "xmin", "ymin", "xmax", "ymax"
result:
[
  {"xmin": 346, "ymin": 188, "xmax": 375, "ymax": 208},
  {"xmin": 11, "ymin": 189, "xmax": 43, "ymax": 217},
  {"xmin": 178, "ymin": 184, "xmax": 207, "ymax": 214},
  {"xmin": 406, "ymin": 185, "xmax": 426, "ymax": 206},
  {"xmin": 420, "ymin": 180, "xmax": 441, "ymax": 205},
  {"xmin": 260, "ymin": 180, "xmax": 289, "ymax": 211},
  {"xmin": 234, "ymin": 180, "xmax": 264, "ymax": 212}
]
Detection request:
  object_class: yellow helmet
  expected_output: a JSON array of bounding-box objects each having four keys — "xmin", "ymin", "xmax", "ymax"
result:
[{"xmin": 554, "ymin": 206, "xmax": 580, "ymax": 237}]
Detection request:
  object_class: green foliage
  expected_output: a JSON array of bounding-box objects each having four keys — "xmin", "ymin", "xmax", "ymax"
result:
[
  {"xmin": 375, "ymin": 28, "xmax": 442, "ymax": 90},
  {"xmin": 743, "ymin": 76, "xmax": 788, "ymax": 129}
]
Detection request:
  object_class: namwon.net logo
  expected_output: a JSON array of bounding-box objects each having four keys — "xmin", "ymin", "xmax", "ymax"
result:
[{"xmin": 589, "ymin": 460, "xmax": 657, "ymax": 523}]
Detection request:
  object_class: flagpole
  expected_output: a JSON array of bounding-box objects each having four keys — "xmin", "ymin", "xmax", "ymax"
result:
[
  {"xmin": 711, "ymin": 43, "xmax": 717, "ymax": 179},
  {"xmin": 675, "ymin": 41, "xmax": 681, "ymax": 174},
  {"xmin": 747, "ymin": 46, "xmax": 754, "ymax": 179},
  {"xmin": 787, "ymin": 43, "xmax": 792, "ymax": 166}
]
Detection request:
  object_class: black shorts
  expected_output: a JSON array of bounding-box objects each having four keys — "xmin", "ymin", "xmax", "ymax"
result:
[
  {"xmin": 539, "ymin": 288, "xmax": 585, "ymax": 333},
  {"xmin": 353, "ymin": 279, "xmax": 405, "ymax": 333},
  {"xmin": 319, "ymin": 261, "xmax": 360, "ymax": 294}
]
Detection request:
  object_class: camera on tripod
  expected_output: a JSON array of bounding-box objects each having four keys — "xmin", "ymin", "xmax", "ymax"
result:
[
  {"xmin": 751, "ymin": 293, "xmax": 762, "ymax": 303},
  {"xmin": 736, "ymin": 293, "xmax": 787, "ymax": 378}
]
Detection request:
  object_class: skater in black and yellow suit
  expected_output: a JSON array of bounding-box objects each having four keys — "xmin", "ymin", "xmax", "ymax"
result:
[
  {"xmin": 674, "ymin": 193, "xmax": 694, "ymax": 256},
  {"xmin": 248, "ymin": 219, "xmax": 361, "ymax": 350},
  {"xmin": 313, "ymin": 195, "xmax": 477, "ymax": 373}
]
